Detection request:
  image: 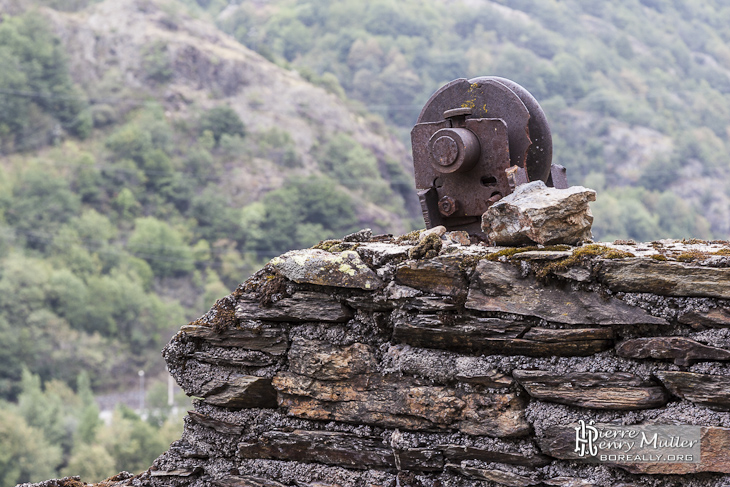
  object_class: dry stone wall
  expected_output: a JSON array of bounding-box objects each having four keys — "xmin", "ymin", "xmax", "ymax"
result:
[{"xmin": 93, "ymin": 233, "xmax": 730, "ymax": 486}]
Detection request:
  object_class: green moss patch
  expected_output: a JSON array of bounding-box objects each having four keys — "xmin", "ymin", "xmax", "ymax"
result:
[{"xmin": 535, "ymin": 244, "xmax": 635, "ymax": 279}]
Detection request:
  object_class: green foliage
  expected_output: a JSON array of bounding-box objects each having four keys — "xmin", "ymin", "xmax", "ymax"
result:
[
  {"xmin": 61, "ymin": 444, "xmax": 116, "ymax": 482},
  {"xmin": 127, "ymin": 217, "xmax": 194, "ymax": 278},
  {"xmin": 214, "ymin": 0, "xmax": 730, "ymax": 239},
  {"xmin": 6, "ymin": 168, "xmax": 81, "ymax": 249},
  {"xmin": 0, "ymin": 409, "xmax": 61, "ymax": 486},
  {"xmin": 245, "ymin": 176, "xmax": 358, "ymax": 254},
  {"xmin": 199, "ymin": 105, "xmax": 246, "ymax": 143},
  {"xmin": 256, "ymin": 128, "xmax": 301, "ymax": 167},
  {"xmin": 97, "ymin": 406, "xmax": 169, "ymax": 474},
  {"xmin": 0, "ymin": 369, "xmax": 183, "ymax": 485},
  {"xmin": 0, "ymin": 11, "xmax": 88, "ymax": 151},
  {"xmin": 142, "ymin": 41, "xmax": 173, "ymax": 84}
]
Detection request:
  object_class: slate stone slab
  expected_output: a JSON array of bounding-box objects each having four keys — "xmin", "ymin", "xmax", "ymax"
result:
[
  {"xmin": 678, "ymin": 307, "xmax": 730, "ymax": 328},
  {"xmin": 392, "ymin": 312, "xmax": 613, "ymax": 356},
  {"xmin": 272, "ymin": 371, "xmax": 529, "ymax": 437},
  {"xmin": 447, "ymin": 464, "xmax": 539, "ymax": 487},
  {"xmin": 214, "ymin": 476, "xmax": 287, "ymax": 487},
  {"xmin": 466, "ymin": 260, "xmax": 667, "ymax": 325},
  {"xmin": 238, "ymin": 430, "xmax": 443, "ymax": 471},
  {"xmin": 655, "ymin": 371, "xmax": 730, "ymax": 410},
  {"xmin": 288, "ymin": 339, "xmax": 377, "ymax": 380},
  {"xmin": 236, "ymin": 292, "xmax": 353, "ymax": 322},
  {"xmin": 513, "ymin": 370, "xmax": 668, "ymax": 410},
  {"xmin": 599, "ymin": 260, "xmax": 730, "ymax": 299},
  {"xmin": 395, "ymin": 255, "xmax": 468, "ymax": 297},
  {"xmin": 539, "ymin": 423, "xmax": 730, "ymax": 474},
  {"xmin": 198, "ymin": 376, "xmax": 278, "ymax": 409},
  {"xmin": 617, "ymin": 337, "xmax": 730, "ymax": 366},
  {"xmin": 440, "ymin": 444, "xmax": 551, "ymax": 467},
  {"xmin": 187, "ymin": 410, "xmax": 244, "ymax": 435},
  {"xmin": 181, "ymin": 323, "xmax": 288, "ymax": 354}
]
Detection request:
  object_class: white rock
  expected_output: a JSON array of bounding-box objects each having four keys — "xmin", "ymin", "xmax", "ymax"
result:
[{"xmin": 482, "ymin": 181, "xmax": 596, "ymax": 246}]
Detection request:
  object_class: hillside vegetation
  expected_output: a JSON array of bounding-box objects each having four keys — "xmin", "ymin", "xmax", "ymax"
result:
[
  {"xmin": 1, "ymin": 0, "xmax": 730, "ymax": 483},
  {"xmin": 212, "ymin": 0, "xmax": 730, "ymax": 241},
  {"xmin": 0, "ymin": 0, "xmax": 417, "ymax": 483}
]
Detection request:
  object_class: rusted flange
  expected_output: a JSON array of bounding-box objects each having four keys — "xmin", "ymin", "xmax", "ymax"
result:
[{"xmin": 411, "ymin": 76, "xmax": 559, "ymax": 234}]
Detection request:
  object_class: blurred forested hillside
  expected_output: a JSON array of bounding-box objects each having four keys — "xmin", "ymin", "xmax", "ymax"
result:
[
  {"xmin": 211, "ymin": 0, "xmax": 730, "ymax": 242},
  {"xmin": 0, "ymin": 0, "xmax": 416, "ymax": 482},
  {"xmin": 2, "ymin": 0, "xmax": 730, "ymax": 483}
]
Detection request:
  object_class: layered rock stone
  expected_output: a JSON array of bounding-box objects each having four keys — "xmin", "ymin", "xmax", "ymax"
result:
[
  {"xmin": 481, "ymin": 181, "xmax": 596, "ymax": 245},
  {"xmin": 32, "ymin": 235, "xmax": 730, "ymax": 487}
]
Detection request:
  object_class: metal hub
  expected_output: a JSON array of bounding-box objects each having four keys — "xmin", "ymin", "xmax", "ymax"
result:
[{"xmin": 411, "ymin": 76, "xmax": 565, "ymax": 234}]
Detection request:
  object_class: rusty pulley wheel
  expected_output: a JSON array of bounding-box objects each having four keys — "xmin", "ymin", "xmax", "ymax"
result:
[{"xmin": 411, "ymin": 76, "xmax": 562, "ymax": 235}]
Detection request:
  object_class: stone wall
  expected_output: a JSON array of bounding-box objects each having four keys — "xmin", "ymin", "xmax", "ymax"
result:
[{"xmin": 88, "ymin": 232, "xmax": 730, "ymax": 486}]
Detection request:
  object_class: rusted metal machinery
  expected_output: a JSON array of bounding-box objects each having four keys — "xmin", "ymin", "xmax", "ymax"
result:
[{"xmin": 411, "ymin": 76, "xmax": 567, "ymax": 234}]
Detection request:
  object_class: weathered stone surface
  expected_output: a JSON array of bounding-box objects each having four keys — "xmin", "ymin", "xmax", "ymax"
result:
[
  {"xmin": 513, "ymin": 370, "xmax": 668, "ymax": 410},
  {"xmin": 288, "ymin": 339, "xmax": 376, "ymax": 380},
  {"xmin": 678, "ymin": 307, "xmax": 730, "ymax": 328},
  {"xmin": 448, "ymin": 464, "xmax": 538, "ymax": 486},
  {"xmin": 393, "ymin": 312, "xmax": 613, "ymax": 356},
  {"xmin": 454, "ymin": 368, "xmax": 515, "ymax": 388},
  {"xmin": 617, "ymin": 337, "xmax": 730, "ymax": 366},
  {"xmin": 198, "ymin": 376, "xmax": 278, "ymax": 409},
  {"xmin": 395, "ymin": 255, "xmax": 468, "ymax": 297},
  {"xmin": 522, "ymin": 327, "xmax": 614, "ymax": 342},
  {"xmin": 187, "ymin": 411, "xmax": 244, "ymax": 435},
  {"xmin": 466, "ymin": 260, "xmax": 668, "ymax": 325},
  {"xmin": 214, "ymin": 475, "xmax": 287, "ymax": 487},
  {"xmin": 441, "ymin": 444, "xmax": 550, "ymax": 467},
  {"xmin": 623, "ymin": 427, "xmax": 730, "ymax": 474},
  {"xmin": 402, "ymin": 296, "xmax": 459, "ymax": 312},
  {"xmin": 445, "ymin": 230, "xmax": 471, "ymax": 245},
  {"xmin": 539, "ymin": 424, "xmax": 730, "ymax": 474},
  {"xmin": 169, "ymin": 440, "xmax": 208, "ymax": 459},
  {"xmin": 238, "ymin": 430, "xmax": 443, "ymax": 471},
  {"xmin": 272, "ymin": 372, "xmax": 529, "ymax": 437},
  {"xmin": 150, "ymin": 468, "xmax": 202, "ymax": 477},
  {"xmin": 457, "ymin": 392, "xmax": 531, "ymax": 437},
  {"xmin": 655, "ymin": 371, "xmax": 730, "ymax": 410},
  {"xmin": 512, "ymin": 250, "xmax": 573, "ymax": 261},
  {"xmin": 181, "ymin": 323, "xmax": 288, "ymax": 354},
  {"xmin": 551, "ymin": 266, "xmax": 592, "ymax": 282},
  {"xmin": 269, "ymin": 249, "xmax": 383, "ymax": 290},
  {"xmin": 193, "ymin": 350, "xmax": 276, "ymax": 367},
  {"xmin": 482, "ymin": 180, "xmax": 595, "ymax": 246},
  {"xmin": 599, "ymin": 260, "xmax": 730, "ymax": 299},
  {"xmin": 543, "ymin": 478, "xmax": 599, "ymax": 487},
  {"xmin": 236, "ymin": 292, "xmax": 353, "ymax": 322},
  {"xmin": 356, "ymin": 242, "xmax": 410, "ymax": 267}
]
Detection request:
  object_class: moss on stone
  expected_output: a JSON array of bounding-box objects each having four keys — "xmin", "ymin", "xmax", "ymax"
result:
[
  {"xmin": 485, "ymin": 244, "xmax": 572, "ymax": 261},
  {"xmin": 312, "ymin": 239, "xmax": 343, "ymax": 252},
  {"xmin": 458, "ymin": 254, "xmax": 485, "ymax": 273},
  {"xmin": 486, "ymin": 246, "xmax": 540, "ymax": 261},
  {"xmin": 676, "ymin": 250, "xmax": 709, "ymax": 262},
  {"xmin": 256, "ymin": 272, "xmax": 289, "ymax": 308},
  {"xmin": 535, "ymin": 244, "xmax": 635, "ymax": 279},
  {"xmin": 395, "ymin": 229, "xmax": 423, "ymax": 244},
  {"xmin": 408, "ymin": 233, "xmax": 442, "ymax": 259},
  {"xmin": 682, "ymin": 238, "xmax": 709, "ymax": 245}
]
